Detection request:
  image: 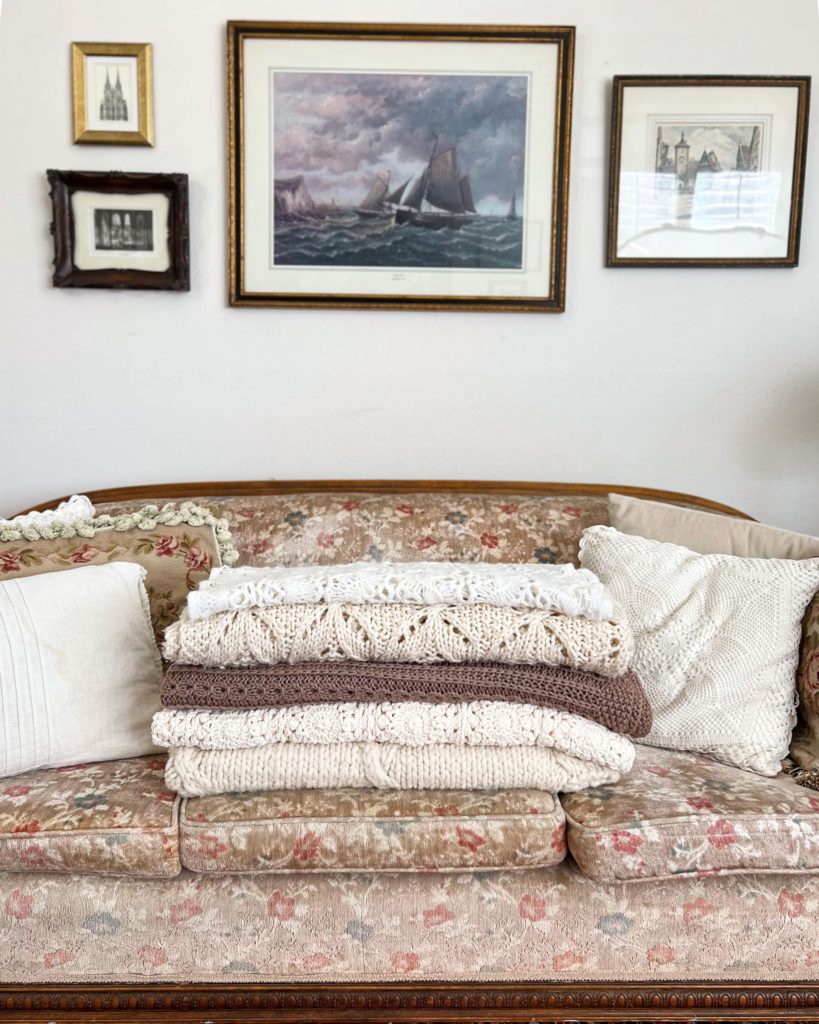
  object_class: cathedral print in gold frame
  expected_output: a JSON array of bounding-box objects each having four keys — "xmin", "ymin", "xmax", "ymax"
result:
[{"xmin": 71, "ymin": 42, "xmax": 154, "ymax": 146}]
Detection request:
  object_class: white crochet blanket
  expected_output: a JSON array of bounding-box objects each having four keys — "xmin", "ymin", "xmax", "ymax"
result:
[
  {"xmin": 187, "ymin": 562, "xmax": 615, "ymax": 621},
  {"xmin": 163, "ymin": 603, "xmax": 632, "ymax": 676},
  {"xmin": 165, "ymin": 742, "xmax": 624, "ymax": 796},
  {"xmin": 152, "ymin": 702, "xmax": 636, "ymax": 771}
]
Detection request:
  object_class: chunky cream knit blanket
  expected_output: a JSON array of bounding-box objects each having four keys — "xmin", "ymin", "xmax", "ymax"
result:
[
  {"xmin": 151, "ymin": 701, "xmax": 636, "ymax": 770},
  {"xmin": 188, "ymin": 561, "xmax": 615, "ymax": 621},
  {"xmin": 163, "ymin": 603, "xmax": 632, "ymax": 676},
  {"xmin": 165, "ymin": 742, "xmax": 624, "ymax": 797}
]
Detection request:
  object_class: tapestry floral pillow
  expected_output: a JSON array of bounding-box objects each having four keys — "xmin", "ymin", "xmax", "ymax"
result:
[{"xmin": 0, "ymin": 502, "xmax": 238, "ymax": 634}]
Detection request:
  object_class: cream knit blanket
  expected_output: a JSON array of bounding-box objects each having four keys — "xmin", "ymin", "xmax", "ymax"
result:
[
  {"xmin": 165, "ymin": 742, "xmax": 624, "ymax": 796},
  {"xmin": 163, "ymin": 604, "xmax": 632, "ymax": 675},
  {"xmin": 152, "ymin": 702, "xmax": 636, "ymax": 771},
  {"xmin": 189, "ymin": 562, "xmax": 615, "ymax": 621}
]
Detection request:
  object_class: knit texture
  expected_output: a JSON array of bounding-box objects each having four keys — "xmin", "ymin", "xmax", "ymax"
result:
[
  {"xmin": 165, "ymin": 742, "xmax": 624, "ymax": 797},
  {"xmin": 580, "ymin": 525, "xmax": 819, "ymax": 776},
  {"xmin": 189, "ymin": 561, "xmax": 615, "ymax": 620},
  {"xmin": 159, "ymin": 661, "xmax": 651, "ymax": 737},
  {"xmin": 163, "ymin": 603, "xmax": 633, "ymax": 675},
  {"xmin": 152, "ymin": 702, "xmax": 636, "ymax": 770}
]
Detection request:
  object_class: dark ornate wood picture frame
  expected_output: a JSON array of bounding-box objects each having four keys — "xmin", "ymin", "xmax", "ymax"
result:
[
  {"xmin": 47, "ymin": 169, "xmax": 190, "ymax": 290},
  {"xmin": 607, "ymin": 75, "xmax": 811, "ymax": 268},
  {"xmin": 228, "ymin": 21, "xmax": 575, "ymax": 313}
]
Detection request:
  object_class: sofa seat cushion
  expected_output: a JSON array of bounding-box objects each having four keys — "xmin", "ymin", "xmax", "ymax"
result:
[
  {"xmin": 180, "ymin": 787, "xmax": 565, "ymax": 873},
  {"xmin": 562, "ymin": 745, "xmax": 819, "ymax": 882},
  {"xmin": 0, "ymin": 756, "xmax": 180, "ymax": 877},
  {"xmin": 1, "ymin": 862, "xmax": 818, "ymax": 982}
]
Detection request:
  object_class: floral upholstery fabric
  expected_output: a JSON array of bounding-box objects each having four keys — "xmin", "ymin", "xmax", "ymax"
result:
[
  {"xmin": 0, "ymin": 757, "xmax": 180, "ymax": 878},
  {"xmin": 2, "ymin": 862, "xmax": 819, "ymax": 982},
  {"xmin": 0, "ymin": 504, "xmax": 235, "ymax": 633},
  {"xmin": 562, "ymin": 745, "xmax": 819, "ymax": 882},
  {"xmin": 95, "ymin": 493, "xmax": 612, "ymax": 568},
  {"xmin": 791, "ymin": 595, "xmax": 819, "ymax": 775},
  {"xmin": 180, "ymin": 788, "xmax": 565, "ymax": 874}
]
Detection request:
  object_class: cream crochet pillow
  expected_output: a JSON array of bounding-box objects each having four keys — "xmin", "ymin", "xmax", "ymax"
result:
[{"xmin": 579, "ymin": 526, "xmax": 819, "ymax": 775}]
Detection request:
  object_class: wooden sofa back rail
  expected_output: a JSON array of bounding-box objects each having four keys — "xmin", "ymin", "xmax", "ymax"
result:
[{"xmin": 14, "ymin": 479, "xmax": 754, "ymax": 520}]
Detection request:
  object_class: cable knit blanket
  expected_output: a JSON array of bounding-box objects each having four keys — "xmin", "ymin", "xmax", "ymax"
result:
[
  {"xmin": 163, "ymin": 604, "xmax": 633, "ymax": 675},
  {"xmin": 160, "ymin": 661, "xmax": 651, "ymax": 737},
  {"xmin": 189, "ymin": 562, "xmax": 615, "ymax": 620},
  {"xmin": 152, "ymin": 702, "xmax": 636, "ymax": 767},
  {"xmin": 165, "ymin": 742, "xmax": 626, "ymax": 796}
]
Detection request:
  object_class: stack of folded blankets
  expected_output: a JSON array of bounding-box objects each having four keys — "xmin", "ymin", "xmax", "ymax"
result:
[{"xmin": 155, "ymin": 561, "xmax": 652, "ymax": 797}]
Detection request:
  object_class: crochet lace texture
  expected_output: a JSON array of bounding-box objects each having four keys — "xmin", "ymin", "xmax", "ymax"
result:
[
  {"xmin": 152, "ymin": 702, "xmax": 636, "ymax": 771},
  {"xmin": 159, "ymin": 661, "xmax": 651, "ymax": 737},
  {"xmin": 163, "ymin": 603, "xmax": 633, "ymax": 675},
  {"xmin": 165, "ymin": 742, "xmax": 624, "ymax": 797},
  {"xmin": 189, "ymin": 561, "xmax": 615, "ymax": 621}
]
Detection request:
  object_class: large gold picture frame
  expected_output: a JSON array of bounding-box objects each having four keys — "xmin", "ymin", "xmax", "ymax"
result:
[
  {"xmin": 71, "ymin": 41, "xmax": 154, "ymax": 146},
  {"xmin": 227, "ymin": 21, "xmax": 575, "ymax": 313}
]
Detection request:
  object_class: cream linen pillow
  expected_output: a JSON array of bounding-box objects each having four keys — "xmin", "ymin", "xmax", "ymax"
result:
[
  {"xmin": 609, "ymin": 493, "xmax": 819, "ymax": 779},
  {"xmin": 0, "ymin": 562, "xmax": 163, "ymax": 777},
  {"xmin": 579, "ymin": 525, "xmax": 819, "ymax": 775}
]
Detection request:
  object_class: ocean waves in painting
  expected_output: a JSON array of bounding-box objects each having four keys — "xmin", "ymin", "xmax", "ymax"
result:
[{"xmin": 273, "ymin": 214, "xmax": 523, "ymax": 270}]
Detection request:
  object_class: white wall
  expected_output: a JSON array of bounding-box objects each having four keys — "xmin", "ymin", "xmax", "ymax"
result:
[{"xmin": 1, "ymin": 0, "xmax": 817, "ymax": 531}]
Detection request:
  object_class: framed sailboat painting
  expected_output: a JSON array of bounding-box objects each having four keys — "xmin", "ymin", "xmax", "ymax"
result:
[{"xmin": 227, "ymin": 21, "xmax": 575, "ymax": 312}]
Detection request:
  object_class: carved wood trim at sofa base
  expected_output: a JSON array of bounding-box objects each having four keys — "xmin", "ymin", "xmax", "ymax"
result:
[{"xmin": 1, "ymin": 983, "xmax": 818, "ymax": 1021}]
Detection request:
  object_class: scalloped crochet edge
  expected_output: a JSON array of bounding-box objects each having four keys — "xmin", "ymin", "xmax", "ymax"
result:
[{"xmin": 0, "ymin": 501, "xmax": 239, "ymax": 567}]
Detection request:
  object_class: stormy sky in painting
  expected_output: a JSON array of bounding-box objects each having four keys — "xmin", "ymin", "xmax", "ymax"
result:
[{"xmin": 273, "ymin": 72, "xmax": 528, "ymax": 214}]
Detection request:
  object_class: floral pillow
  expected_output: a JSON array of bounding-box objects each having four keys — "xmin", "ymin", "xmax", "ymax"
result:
[{"xmin": 0, "ymin": 503, "xmax": 237, "ymax": 634}]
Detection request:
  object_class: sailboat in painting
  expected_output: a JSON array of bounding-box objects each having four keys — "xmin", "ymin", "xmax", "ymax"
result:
[
  {"xmin": 394, "ymin": 140, "xmax": 477, "ymax": 229},
  {"xmin": 506, "ymin": 193, "xmax": 517, "ymax": 221},
  {"xmin": 355, "ymin": 172, "xmax": 391, "ymax": 218}
]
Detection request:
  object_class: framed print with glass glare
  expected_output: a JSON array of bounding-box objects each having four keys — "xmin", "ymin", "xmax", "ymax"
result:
[{"xmin": 607, "ymin": 75, "xmax": 810, "ymax": 267}]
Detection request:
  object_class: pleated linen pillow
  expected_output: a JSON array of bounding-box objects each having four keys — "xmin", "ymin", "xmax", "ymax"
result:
[
  {"xmin": 579, "ymin": 525, "xmax": 819, "ymax": 776},
  {"xmin": 0, "ymin": 561, "xmax": 163, "ymax": 777}
]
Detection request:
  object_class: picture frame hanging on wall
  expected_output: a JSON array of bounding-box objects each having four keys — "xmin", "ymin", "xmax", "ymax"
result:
[
  {"xmin": 47, "ymin": 170, "xmax": 190, "ymax": 290},
  {"xmin": 71, "ymin": 42, "xmax": 154, "ymax": 146},
  {"xmin": 607, "ymin": 75, "xmax": 811, "ymax": 267},
  {"xmin": 227, "ymin": 21, "xmax": 575, "ymax": 313}
]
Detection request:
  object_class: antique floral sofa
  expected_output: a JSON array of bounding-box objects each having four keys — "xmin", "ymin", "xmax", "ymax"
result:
[{"xmin": 1, "ymin": 480, "xmax": 818, "ymax": 1023}]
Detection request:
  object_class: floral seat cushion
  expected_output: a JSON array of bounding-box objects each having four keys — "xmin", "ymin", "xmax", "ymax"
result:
[
  {"xmin": 180, "ymin": 787, "xmax": 566, "ymax": 874},
  {"xmin": 0, "ymin": 757, "xmax": 180, "ymax": 877},
  {"xmin": 562, "ymin": 745, "xmax": 819, "ymax": 882}
]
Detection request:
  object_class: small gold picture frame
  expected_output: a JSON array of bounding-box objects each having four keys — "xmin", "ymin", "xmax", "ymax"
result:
[{"xmin": 71, "ymin": 42, "xmax": 154, "ymax": 146}]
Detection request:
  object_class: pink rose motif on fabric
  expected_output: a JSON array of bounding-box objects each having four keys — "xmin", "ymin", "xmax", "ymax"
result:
[
  {"xmin": 0, "ymin": 552, "xmax": 22, "ymax": 573},
  {"xmin": 342, "ymin": 500, "xmax": 361, "ymax": 512},
  {"xmin": 395, "ymin": 504, "xmax": 416, "ymax": 516},
  {"xmin": 686, "ymin": 796, "xmax": 714, "ymax": 810},
  {"xmin": 416, "ymin": 536, "xmax": 438, "ymax": 551},
  {"xmin": 4, "ymin": 889, "xmax": 33, "ymax": 920},
  {"xmin": 423, "ymin": 904, "xmax": 454, "ymax": 928},
  {"xmin": 455, "ymin": 826, "xmax": 486, "ymax": 853},
  {"xmin": 198, "ymin": 833, "xmax": 227, "ymax": 859},
  {"xmin": 12, "ymin": 820, "xmax": 40, "ymax": 835},
  {"xmin": 69, "ymin": 543, "xmax": 97, "ymax": 565},
  {"xmin": 500, "ymin": 503, "xmax": 519, "ymax": 515},
  {"xmin": 138, "ymin": 946, "xmax": 167, "ymax": 967},
  {"xmin": 390, "ymin": 952, "xmax": 420, "ymax": 972},
  {"xmin": 316, "ymin": 532, "xmax": 335, "ymax": 549},
  {"xmin": 433, "ymin": 804, "xmax": 460, "ymax": 816},
  {"xmin": 551, "ymin": 823, "xmax": 567, "ymax": 853},
  {"xmin": 683, "ymin": 897, "xmax": 714, "ymax": 924},
  {"xmin": 611, "ymin": 830, "xmax": 643, "ymax": 855},
  {"xmin": 647, "ymin": 945, "xmax": 675, "ymax": 965},
  {"xmin": 268, "ymin": 891, "xmax": 296, "ymax": 920},
  {"xmin": 303, "ymin": 953, "xmax": 334, "ymax": 970},
  {"xmin": 706, "ymin": 819, "xmax": 737, "ymax": 849},
  {"xmin": 169, "ymin": 899, "xmax": 202, "ymax": 924},
  {"xmin": 43, "ymin": 949, "xmax": 73, "ymax": 969},
  {"xmin": 480, "ymin": 532, "xmax": 499, "ymax": 548},
  {"xmin": 252, "ymin": 540, "xmax": 272, "ymax": 556},
  {"xmin": 19, "ymin": 845, "xmax": 46, "ymax": 869},
  {"xmin": 518, "ymin": 894, "xmax": 547, "ymax": 921},
  {"xmin": 155, "ymin": 536, "xmax": 180, "ymax": 557},
  {"xmin": 184, "ymin": 547, "xmax": 209, "ymax": 572},
  {"xmin": 2, "ymin": 784, "xmax": 31, "ymax": 798},
  {"xmin": 778, "ymin": 890, "xmax": 806, "ymax": 918},
  {"xmin": 293, "ymin": 831, "xmax": 321, "ymax": 861},
  {"xmin": 553, "ymin": 950, "xmax": 584, "ymax": 971}
]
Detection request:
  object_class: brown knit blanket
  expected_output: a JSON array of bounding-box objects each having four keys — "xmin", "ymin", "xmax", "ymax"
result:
[{"xmin": 160, "ymin": 661, "xmax": 652, "ymax": 738}]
